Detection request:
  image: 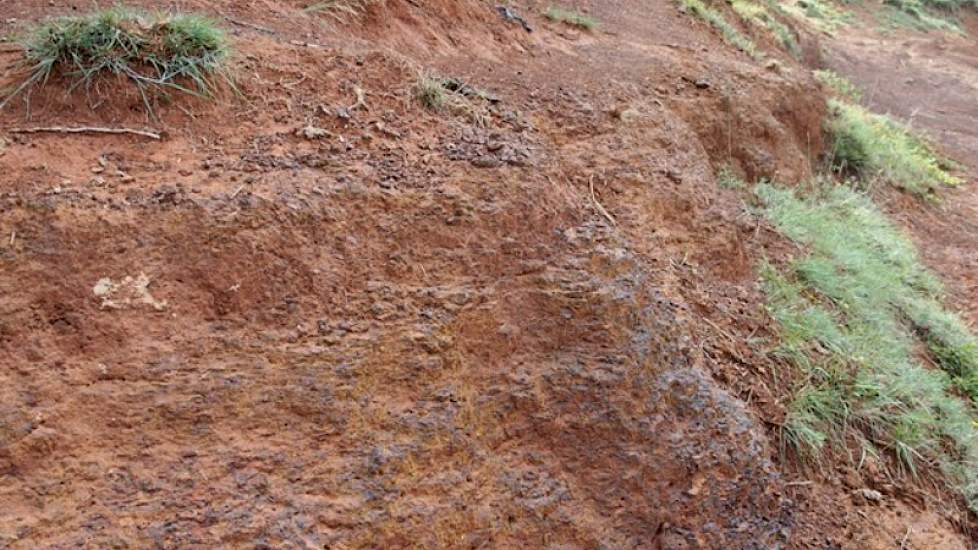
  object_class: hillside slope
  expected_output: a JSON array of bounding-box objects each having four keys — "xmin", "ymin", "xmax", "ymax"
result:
[{"xmin": 1, "ymin": 0, "xmax": 977, "ymax": 547}]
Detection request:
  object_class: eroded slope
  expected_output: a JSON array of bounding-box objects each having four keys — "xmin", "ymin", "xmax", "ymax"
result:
[{"xmin": 0, "ymin": 0, "xmax": 973, "ymax": 547}]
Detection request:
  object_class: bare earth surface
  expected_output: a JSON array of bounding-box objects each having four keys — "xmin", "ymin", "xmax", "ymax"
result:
[{"xmin": 0, "ymin": 0, "xmax": 977, "ymax": 548}]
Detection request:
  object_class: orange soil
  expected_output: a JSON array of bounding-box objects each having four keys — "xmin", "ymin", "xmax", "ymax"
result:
[{"xmin": 0, "ymin": 0, "xmax": 975, "ymax": 547}]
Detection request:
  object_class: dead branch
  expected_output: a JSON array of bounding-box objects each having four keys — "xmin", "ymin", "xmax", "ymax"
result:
[
  {"xmin": 9, "ymin": 126, "xmax": 161, "ymax": 140},
  {"xmin": 589, "ymin": 176, "xmax": 617, "ymax": 227}
]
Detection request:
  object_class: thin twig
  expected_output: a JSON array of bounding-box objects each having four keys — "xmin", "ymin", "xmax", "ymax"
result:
[
  {"xmin": 9, "ymin": 126, "xmax": 161, "ymax": 140},
  {"xmin": 589, "ymin": 176, "xmax": 617, "ymax": 227},
  {"xmin": 784, "ymin": 480, "xmax": 814, "ymax": 486},
  {"xmin": 223, "ymin": 15, "xmax": 276, "ymax": 35},
  {"xmin": 281, "ymin": 76, "xmax": 307, "ymax": 89},
  {"xmin": 290, "ymin": 40, "xmax": 328, "ymax": 49}
]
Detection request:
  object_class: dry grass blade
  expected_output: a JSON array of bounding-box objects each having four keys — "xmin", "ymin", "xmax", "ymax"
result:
[
  {"xmin": 303, "ymin": 0, "xmax": 383, "ymax": 20},
  {"xmin": 589, "ymin": 176, "xmax": 617, "ymax": 227}
]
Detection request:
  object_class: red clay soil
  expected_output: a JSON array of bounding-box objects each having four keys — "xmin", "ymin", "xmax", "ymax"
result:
[{"xmin": 0, "ymin": 0, "xmax": 973, "ymax": 548}]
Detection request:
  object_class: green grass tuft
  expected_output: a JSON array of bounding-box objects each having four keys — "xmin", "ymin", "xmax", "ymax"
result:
[
  {"xmin": 681, "ymin": 0, "xmax": 762, "ymax": 60},
  {"xmin": 877, "ymin": 0, "xmax": 963, "ymax": 32},
  {"xmin": 1, "ymin": 8, "xmax": 231, "ymax": 115},
  {"xmin": 813, "ymin": 69, "xmax": 862, "ymax": 102},
  {"xmin": 545, "ymin": 6, "xmax": 599, "ymax": 31},
  {"xmin": 757, "ymin": 181, "xmax": 978, "ymax": 511},
  {"xmin": 782, "ymin": 0, "xmax": 853, "ymax": 34},
  {"xmin": 717, "ymin": 164, "xmax": 746, "ymax": 189},
  {"xmin": 731, "ymin": 0, "xmax": 801, "ymax": 57},
  {"xmin": 826, "ymin": 98, "xmax": 961, "ymax": 195}
]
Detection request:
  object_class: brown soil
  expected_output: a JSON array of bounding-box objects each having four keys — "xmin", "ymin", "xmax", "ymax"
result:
[{"xmin": 0, "ymin": 0, "xmax": 975, "ymax": 548}]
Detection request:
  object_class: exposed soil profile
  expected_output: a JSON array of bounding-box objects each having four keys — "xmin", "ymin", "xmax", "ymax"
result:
[{"xmin": 1, "ymin": 0, "xmax": 977, "ymax": 548}]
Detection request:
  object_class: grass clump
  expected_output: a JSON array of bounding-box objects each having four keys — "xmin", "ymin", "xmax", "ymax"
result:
[
  {"xmin": 813, "ymin": 69, "xmax": 862, "ymax": 102},
  {"xmin": 414, "ymin": 73, "xmax": 448, "ymax": 111},
  {"xmin": 731, "ymin": 0, "xmax": 801, "ymax": 57},
  {"xmin": 782, "ymin": 0, "xmax": 853, "ymax": 34},
  {"xmin": 1, "ymin": 8, "xmax": 230, "ymax": 114},
  {"xmin": 303, "ymin": 0, "xmax": 383, "ymax": 20},
  {"xmin": 717, "ymin": 164, "xmax": 746, "ymax": 189},
  {"xmin": 879, "ymin": 0, "xmax": 970, "ymax": 32},
  {"xmin": 413, "ymin": 72, "xmax": 492, "ymax": 126},
  {"xmin": 757, "ymin": 182, "xmax": 978, "ymax": 510},
  {"xmin": 545, "ymin": 6, "xmax": 599, "ymax": 30},
  {"xmin": 826, "ymin": 98, "xmax": 960, "ymax": 195},
  {"xmin": 681, "ymin": 0, "xmax": 762, "ymax": 60}
]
